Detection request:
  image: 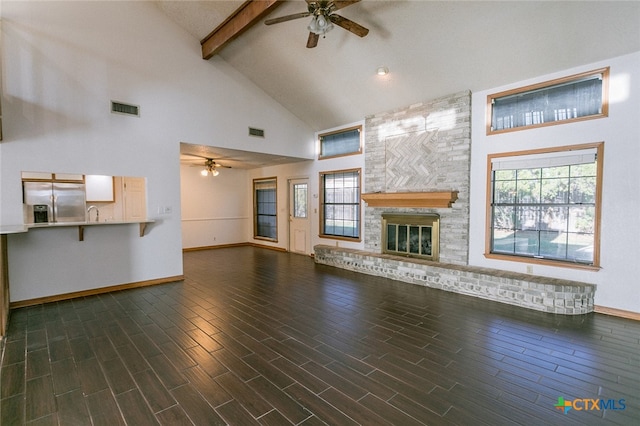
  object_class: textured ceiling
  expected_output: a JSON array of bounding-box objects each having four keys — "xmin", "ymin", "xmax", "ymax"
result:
[
  {"xmin": 156, "ymin": 0, "xmax": 245, "ymax": 41},
  {"xmin": 159, "ymin": 0, "xmax": 640, "ymax": 165},
  {"xmin": 179, "ymin": 143, "xmax": 311, "ymax": 169}
]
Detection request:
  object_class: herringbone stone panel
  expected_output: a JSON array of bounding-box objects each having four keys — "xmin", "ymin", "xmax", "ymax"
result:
[{"xmin": 385, "ymin": 130, "xmax": 438, "ymax": 191}]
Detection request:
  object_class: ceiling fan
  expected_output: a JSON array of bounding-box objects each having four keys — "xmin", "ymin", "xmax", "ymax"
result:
[
  {"xmin": 182, "ymin": 155, "xmax": 231, "ymax": 177},
  {"xmin": 265, "ymin": 0, "xmax": 369, "ymax": 48},
  {"xmin": 199, "ymin": 158, "xmax": 231, "ymax": 177}
]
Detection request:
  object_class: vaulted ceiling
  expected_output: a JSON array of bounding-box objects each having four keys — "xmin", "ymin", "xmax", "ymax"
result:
[{"xmin": 159, "ymin": 0, "xmax": 639, "ymax": 134}]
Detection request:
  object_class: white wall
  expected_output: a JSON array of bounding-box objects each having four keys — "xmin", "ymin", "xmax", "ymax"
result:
[
  {"xmin": 469, "ymin": 52, "xmax": 640, "ymax": 314},
  {"xmin": 180, "ymin": 164, "xmax": 249, "ymax": 249},
  {"xmin": 1, "ymin": 1, "xmax": 314, "ymax": 301}
]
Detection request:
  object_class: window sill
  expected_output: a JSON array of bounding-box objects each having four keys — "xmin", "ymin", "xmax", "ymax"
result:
[
  {"xmin": 254, "ymin": 236, "xmax": 278, "ymax": 243},
  {"xmin": 484, "ymin": 252, "xmax": 601, "ymax": 271},
  {"xmin": 319, "ymin": 234, "xmax": 361, "ymax": 243}
]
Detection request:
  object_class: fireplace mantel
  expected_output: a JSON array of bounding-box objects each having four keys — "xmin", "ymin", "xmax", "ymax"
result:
[{"xmin": 361, "ymin": 191, "xmax": 458, "ymax": 208}]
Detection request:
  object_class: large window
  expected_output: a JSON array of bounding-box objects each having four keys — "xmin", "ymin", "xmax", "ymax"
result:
[
  {"xmin": 254, "ymin": 177, "xmax": 277, "ymax": 241},
  {"xmin": 318, "ymin": 125, "xmax": 362, "ymax": 159},
  {"xmin": 320, "ymin": 169, "xmax": 361, "ymax": 240},
  {"xmin": 487, "ymin": 68, "xmax": 609, "ymax": 134},
  {"xmin": 486, "ymin": 143, "xmax": 603, "ymax": 269}
]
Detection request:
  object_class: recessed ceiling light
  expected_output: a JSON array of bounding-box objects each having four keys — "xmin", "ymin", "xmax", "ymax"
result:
[{"xmin": 376, "ymin": 66, "xmax": 389, "ymax": 76}]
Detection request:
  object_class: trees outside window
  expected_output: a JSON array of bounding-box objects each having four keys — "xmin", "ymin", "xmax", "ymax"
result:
[
  {"xmin": 487, "ymin": 143, "xmax": 603, "ymax": 268},
  {"xmin": 320, "ymin": 169, "xmax": 361, "ymax": 240}
]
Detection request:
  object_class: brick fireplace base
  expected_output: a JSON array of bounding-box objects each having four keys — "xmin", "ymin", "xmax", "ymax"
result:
[{"xmin": 314, "ymin": 245, "xmax": 595, "ymax": 315}]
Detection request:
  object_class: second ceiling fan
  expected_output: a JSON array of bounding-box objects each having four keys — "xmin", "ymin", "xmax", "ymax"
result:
[
  {"xmin": 265, "ymin": 0, "xmax": 369, "ymax": 48},
  {"xmin": 182, "ymin": 155, "xmax": 231, "ymax": 177},
  {"xmin": 199, "ymin": 157, "xmax": 231, "ymax": 177}
]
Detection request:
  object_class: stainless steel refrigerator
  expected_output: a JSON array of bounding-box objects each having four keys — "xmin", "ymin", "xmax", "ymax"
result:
[{"xmin": 23, "ymin": 181, "xmax": 87, "ymax": 223}]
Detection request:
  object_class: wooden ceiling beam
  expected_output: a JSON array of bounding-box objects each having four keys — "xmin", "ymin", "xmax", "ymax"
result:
[{"xmin": 201, "ymin": 0, "xmax": 283, "ymax": 59}]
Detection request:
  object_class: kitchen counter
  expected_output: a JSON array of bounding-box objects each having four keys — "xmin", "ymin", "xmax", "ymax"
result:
[
  {"xmin": 27, "ymin": 219, "xmax": 153, "ymax": 228},
  {"xmin": 26, "ymin": 219, "xmax": 155, "ymax": 241},
  {"xmin": 0, "ymin": 225, "xmax": 29, "ymax": 235}
]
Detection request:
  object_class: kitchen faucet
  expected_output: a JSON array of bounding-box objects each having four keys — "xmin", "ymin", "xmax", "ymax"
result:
[{"xmin": 87, "ymin": 205, "xmax": 99, "ymax": 222}]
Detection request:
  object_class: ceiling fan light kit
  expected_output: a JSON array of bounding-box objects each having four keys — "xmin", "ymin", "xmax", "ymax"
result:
[
  {"xmin": 201, "ymin": 167, "xmax": 219, "ymax": 177},
  {"xmin": 202, "ymin": 160, "xmax": 222, "ymax": 177},
  {"xmin": 308, "ymin": 15, "xmax": 334, "ymax": 35}
]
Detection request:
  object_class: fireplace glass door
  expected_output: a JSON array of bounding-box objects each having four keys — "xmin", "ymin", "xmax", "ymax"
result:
[{"xmin": 382, "ymin": 214, "xmax": 439, "ymax": 261}]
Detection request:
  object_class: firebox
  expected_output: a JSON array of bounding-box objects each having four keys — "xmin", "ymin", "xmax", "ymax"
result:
[{"xmin": 382, "ymin": 213, "xmax": 440, "ymax": 261}]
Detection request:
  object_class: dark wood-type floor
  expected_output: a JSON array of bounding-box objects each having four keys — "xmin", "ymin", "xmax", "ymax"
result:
[{"xmin": 1, "ymin": 247, "xmax": 639, "ymax": 425}]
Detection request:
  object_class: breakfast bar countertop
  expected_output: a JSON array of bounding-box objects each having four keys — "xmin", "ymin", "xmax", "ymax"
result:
[
  {"xmin": 26, "ymin": 219, "xmax": 154, "ymax": 228},
  {"xmin": 0, "ymin": 225, "xmax": 29, "ymax": 235}
]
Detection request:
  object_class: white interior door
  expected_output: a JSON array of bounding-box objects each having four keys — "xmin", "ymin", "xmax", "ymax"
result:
[{"xmin": 289, "ymin": 178, "xmax": 310, "ymax": 255}]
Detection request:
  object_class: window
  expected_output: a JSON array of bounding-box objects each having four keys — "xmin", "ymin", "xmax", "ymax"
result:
[
  {"xmin": 254, "ymin": 178, "xmax": 277, "ymax": 241},
  {"xmin": 318, "ymin": 125, "xmax": 362, "ymax": 159},
  {"xmin": 293, "ymin": 183, "xmax": 308, "ymax": 218},
  {"xmin": 487, "ymin": 68, "xmax": 609, "ymax": 134},
  {"xmin": 486, "ymin": 143, "xmax": 603, "ymax": 269},
  {"xmin": 320, "ymin": 169, "xmax": 361, "ymax": 240}
]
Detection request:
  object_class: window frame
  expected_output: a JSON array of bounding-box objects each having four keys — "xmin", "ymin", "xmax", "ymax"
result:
[
  {"xmin": 484, "ymin": 142, "xmax": 604, "ymax": 270},
  {"xmin": 318, "ymin": 125, "xmax": 363, "ymax": 160},
  {"xmin": 486, "ymin": 67, "xmax": 609, "ymax": 135},
  {"xmin": 319, "ymin": 168, "xmax": 362, "ymax": 242},
  {"xmin": 253, "ymin": 177, "xmax": 278, "ymax": 242}
]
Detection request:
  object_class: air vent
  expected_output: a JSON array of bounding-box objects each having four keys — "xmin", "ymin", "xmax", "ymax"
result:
[
  {"xmin": 111, "ymin": 101, "xmax": 140, "ymax": 117},
  {"xmin": 248, "ymin": 127, "xmax": 265, "ymax": 138}
]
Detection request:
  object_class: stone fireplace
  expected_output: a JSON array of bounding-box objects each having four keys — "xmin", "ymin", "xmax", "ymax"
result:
[{"xmin": 363, "ymin": 91, "xmax": 471, "ymax": 265}]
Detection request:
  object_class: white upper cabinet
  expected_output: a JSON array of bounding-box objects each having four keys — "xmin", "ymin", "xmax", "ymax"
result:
[{"xmin": 85, "ymin": 175, "xmax": 115, "ymax": 202}]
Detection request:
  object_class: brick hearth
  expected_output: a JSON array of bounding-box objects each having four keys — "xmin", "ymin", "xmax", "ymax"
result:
[{"xmin": 314, "ymin": 245, "xmax": 595, "ymax": 315}]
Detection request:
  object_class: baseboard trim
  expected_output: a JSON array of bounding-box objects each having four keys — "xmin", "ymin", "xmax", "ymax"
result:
[
  {"xmin": 248, "ymin": 243, "xmax": 287, "ymax": 252},
  {"xmin": 595, "ymin": 305, "xmax": 640, "ymax": 321},
  {"xmin": 10, "ymin": 275, "xmax": 185, "ymax": 309},
  {"xmin": 183, "ymin": 242, "xmax": 287, "ymax": 253},
  {"xmin": 183, "ymin": 243, "xmax": 248, "ymax": 252}
]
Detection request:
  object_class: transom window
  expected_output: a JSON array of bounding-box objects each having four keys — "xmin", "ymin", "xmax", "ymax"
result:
[
  {"xmin": 486, "ymin": 143, "xmax": 603, "ymax": 269},
  {"xmin": 320, "ymin": 169, "xmax": 361, "ymax": 240},
  {"xmin": 487, "ymin": 68, "xmax": 609, "ymax": 134},
  {"xmin": 318, "ymin": 125, "xmax": 362, "ymax": 159},
  {"xmin": 253, "ymin": 177, "xmax": 277, "ymax": 241}
]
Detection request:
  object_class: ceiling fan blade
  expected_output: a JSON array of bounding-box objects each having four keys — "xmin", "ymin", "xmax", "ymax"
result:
[
  {"xmin": 332, "ymin": 0, "xmax": 361, "ymax": 11},
  {"xmin": 307, "ymin": 32, "xmax": 319, "ymax": 48},
  {"xmin": 329, "ymin": 14, "xmax": 369, "ymax": 37},
  {"xmin": 182, "ymin": 153, "xmax": 213, "ymax": 161},
  {"xmin": 265, "ymin": 12, "xmax": 311, "ymax": 26}
]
